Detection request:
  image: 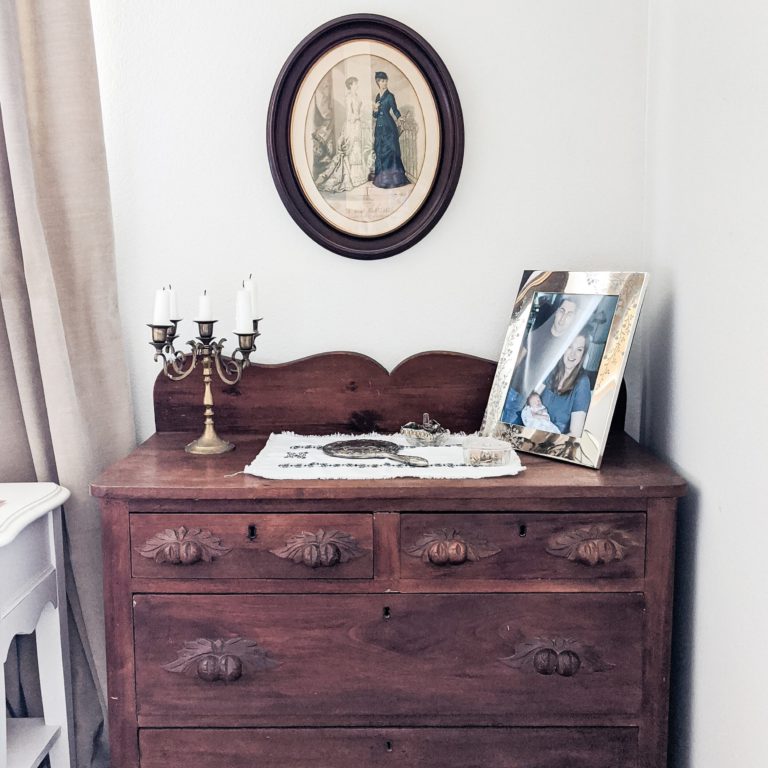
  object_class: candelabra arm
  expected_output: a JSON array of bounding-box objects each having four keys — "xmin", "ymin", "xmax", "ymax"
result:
[
  {"xmin": 154, "ymin": 341, "xmax": 198, "ymax": 381},
  {"xmin": 230, "ymin": 347, "xmax": 254, "ymax": 368},
  {"xmin": 213, "ymin": 343, "xmax": 244, "ymax": 386}
]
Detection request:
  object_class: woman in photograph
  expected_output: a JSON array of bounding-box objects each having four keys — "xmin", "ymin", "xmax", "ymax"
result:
[
  {"xmin": 539, "ymin": 331, "xmax": 593, "ymax": 436},
  {"xmin": 371, "ymin": 70, "xmax": 409, "ymax": 188}
]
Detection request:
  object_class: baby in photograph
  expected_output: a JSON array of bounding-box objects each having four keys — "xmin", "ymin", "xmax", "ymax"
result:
[{"xmin": 520, "ymin": 392, "xmax": 561, "ymax": 434}]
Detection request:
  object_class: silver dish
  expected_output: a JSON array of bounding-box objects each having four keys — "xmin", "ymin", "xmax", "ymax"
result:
[{"xmin": 400, "ymin": 413, "xmax": 449, "ymax": 447}]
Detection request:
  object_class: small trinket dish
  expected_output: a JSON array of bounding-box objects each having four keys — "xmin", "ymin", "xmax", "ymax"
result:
[
  {"xmin": 462, "ymin": 435, "xmax": 513, "ymax": 466},
  {"xmin": 400, "ymin": 413, "xmax": 450, "ymax": 447}
]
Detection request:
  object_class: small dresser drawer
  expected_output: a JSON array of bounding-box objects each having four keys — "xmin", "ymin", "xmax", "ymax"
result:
[
  {"xmin": 139, "ymin": 727, "xmax": 638, "ymax": 767},
  {"xmin": 130, "ymin": 513, "xmax": 373, "ymax": 579},
  {"xmin": 400, "ymin": 512, "xmax": 645, "ymax": 581},
  {"xmin": 134, "ymin": 592, "xmax": 643, "ymax": 725}
]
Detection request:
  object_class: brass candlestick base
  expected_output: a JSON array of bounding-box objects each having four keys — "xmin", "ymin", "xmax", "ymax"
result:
[
  {"xmin": 185, "ymin": 432, "xmax": 235, "ymax": 455},
  {"xmin": 148, "ymin": 318, "xmax": 262, "ymax": 454}
]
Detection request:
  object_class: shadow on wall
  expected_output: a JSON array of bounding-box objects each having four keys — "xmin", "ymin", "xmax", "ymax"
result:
[
  {"xmin": 638, "ymin": 283, "xmax": 698, "ymax": 766},
  {"xmin": 668, "ymin": 486, "xmax": 699, "ymax": 768},
  {"xmin": 639, "ymin": 289, "xmax": 675, "ymax": 454}
]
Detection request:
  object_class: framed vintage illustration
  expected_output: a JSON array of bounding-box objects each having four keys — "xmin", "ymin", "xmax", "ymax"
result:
[
  {"xmin": 481, "ymin": 271, "xmax": 649, "ymax": 469},
  {"xmin": 267, "ymin": 14, "xmax": 464, "ymax": 260}
]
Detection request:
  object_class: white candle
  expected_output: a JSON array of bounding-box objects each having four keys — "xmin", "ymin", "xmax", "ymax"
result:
[
  {"xmin": 153, "ymin": 288, "xmax": 171, "ymax": 325},
  {"xmin": 168, "ymin": 284, "xmax": 178, "ymax": 319},
  {"xmin": 197, "ymin": 290, "xmax": 212, "ymax": 321},
  {"xmin": 235, "ymin": 288, "xmax": 252, "ymax": 333},
  {"xmin": 243, "ymin": 275, "xmax": 259, "ymax": 318}
]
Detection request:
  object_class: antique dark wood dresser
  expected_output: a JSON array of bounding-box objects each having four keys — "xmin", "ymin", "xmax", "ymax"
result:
[{"xmin": 91, "ymin": 352, "xmax": 685, "ymax": 768}]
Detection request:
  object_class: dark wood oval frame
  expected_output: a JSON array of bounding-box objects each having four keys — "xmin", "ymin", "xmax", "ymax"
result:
[{"xmin": 266, "ymin": 14, "xmax": 464, "ymax": 260}]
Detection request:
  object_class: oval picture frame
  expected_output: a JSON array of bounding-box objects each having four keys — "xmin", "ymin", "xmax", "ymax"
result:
[{"xmin": 267, "ymin": 14, "xmax": 464, "ymax": 260}]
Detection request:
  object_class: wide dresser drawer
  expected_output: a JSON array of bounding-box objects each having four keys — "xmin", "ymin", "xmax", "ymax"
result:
[
  {"xmin": 130, "ymin": 513, "xmax": 373, "ymax": 579},
  {"xmin": 134, "ymin": 592, "xmax": 644, "ymax": 725},
  {"xmin": 400, "ymin": 512, "xmax": 645, "ymax": 580},
  {"xmin": 139, "ymin": 727, "xmax": 638, "ymax": 767}
]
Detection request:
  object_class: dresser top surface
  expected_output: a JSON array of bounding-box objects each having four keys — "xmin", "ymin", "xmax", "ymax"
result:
[
  {"xmin": 90, "ymin": 431, "xmax": 685, "ymax": 501},
  {"xmin": 94, "ymin": 352, "xmax": 685, "ymax": 502}
]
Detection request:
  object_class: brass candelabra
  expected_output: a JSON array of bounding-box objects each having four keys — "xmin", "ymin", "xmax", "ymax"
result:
[{"xmin": 148, "ymin": 318, "xmax": 261, "ymax": 454}]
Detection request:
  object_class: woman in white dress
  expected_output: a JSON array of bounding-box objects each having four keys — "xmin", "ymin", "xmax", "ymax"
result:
[{"xmin": 315, "ymin": 76, "xmax": 366, "ymax": 193}]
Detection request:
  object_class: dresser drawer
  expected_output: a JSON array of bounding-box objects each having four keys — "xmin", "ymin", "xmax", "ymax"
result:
[
  {"xmin": 400, "ymin": 513, "xmax": 645, "ymax": 580},
  {"xmin": 139, "ymin": 727, "xmax": 638, "ymax": 767},
  {"xmin": 134, "ymin": 592, "xmax": 643, "ymax": 725},
  {"xmin": 130, "ymin": 513, "xmax": 373, "ymax": 579}
]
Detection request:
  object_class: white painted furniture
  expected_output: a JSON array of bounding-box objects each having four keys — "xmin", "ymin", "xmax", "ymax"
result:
[{"xmin": 0, "ymin": 483, "xmax": 73, "ymax": 768}]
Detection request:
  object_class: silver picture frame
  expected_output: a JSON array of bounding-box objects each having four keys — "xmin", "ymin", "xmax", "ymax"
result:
[{"xmin": 480, "ymin": 270, "xmax": 648, "ymax": 469}]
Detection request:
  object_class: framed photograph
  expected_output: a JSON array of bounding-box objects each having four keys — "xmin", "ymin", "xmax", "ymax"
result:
[
  {"xmin": 267, "ymin": 14, "xmax": 464, "ymax": 260},
  {"xmin": 480, "ymin": 271, "xmax": 649, "ymax": 469}
]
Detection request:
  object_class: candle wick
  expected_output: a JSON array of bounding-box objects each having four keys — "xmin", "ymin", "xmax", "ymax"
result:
[{"xmin": 249, "ymin": 273, "xmax": 252, "ymax": 279}]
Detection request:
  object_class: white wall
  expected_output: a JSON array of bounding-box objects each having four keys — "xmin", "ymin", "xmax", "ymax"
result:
[
  {"xmin": 644, "ymin": 2, "xmax": 768, "ymax": 765},
  {"xmin": 90, "ymin": 0, "xmax": 649, "ymax": 440},
  {"xmin": 91, "ymin": 1, "xmax": 768, "ymax": 764}
]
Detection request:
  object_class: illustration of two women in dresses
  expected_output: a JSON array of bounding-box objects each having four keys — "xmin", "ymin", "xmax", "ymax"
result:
[{"xmin": 315, "ymin": 71, "xmax": 410, "ymax": 193}]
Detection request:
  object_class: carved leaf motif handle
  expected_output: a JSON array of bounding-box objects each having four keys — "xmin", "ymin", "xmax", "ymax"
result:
[
  {"xmin": 405, "ymin": 528, "xmax": 501, "ymax": 566},
  {"xmin": 163, "ymin": 637, "xmax": 277, "ymax": 682},
  {"xmin": 546, "ymin": 525, "xmax": 638, "ymax": 567},
  {"xmin": 498, "ymin": 635, "xmax": 615, "ymax": 678},
  {"xmin": 270, "ymin": 528, "xmax": 365, "ymax": 568},
  {"xmin": 137, "ymin": 525, "xmax": 232, "ymax": 565}
]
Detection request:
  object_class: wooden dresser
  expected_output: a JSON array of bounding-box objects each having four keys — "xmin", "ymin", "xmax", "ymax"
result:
[{"xmin": 91, "ymin": 352, "xmax": 685, "ymax": 768}]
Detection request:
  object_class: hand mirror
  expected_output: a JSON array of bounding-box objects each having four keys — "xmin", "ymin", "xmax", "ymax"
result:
[{"xmin": 322, "ymin": 439, "xmax": 429, "ymax": 467}]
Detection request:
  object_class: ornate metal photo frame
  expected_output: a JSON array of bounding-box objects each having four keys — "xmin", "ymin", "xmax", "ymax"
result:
[
  {"xmin": 481, "ymin": 271, "xmax": 648, "ymax": 469},
  {"xmin": 267, "ymin": 14, "xmax": 464, "ymax": 260}
]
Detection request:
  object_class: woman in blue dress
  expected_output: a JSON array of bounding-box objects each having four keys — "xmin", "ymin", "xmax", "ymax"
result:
[
  {"xmin": 539, "ymin": 332, "xmax": 593, "ymax": 437},
  {"xmin": 371, "ymin": 71, "xmax": 409, "ymax": 188}
]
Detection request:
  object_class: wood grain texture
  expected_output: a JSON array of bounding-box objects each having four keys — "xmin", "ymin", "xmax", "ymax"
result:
[
  {"xmin": 100, "ymin": 500, "xmax": 139, "ymax": 768},
  {"xmin": 95, "ymin": 351, "xmax": 683, "ymax": 767},
  {"xmin": 127, "ymin": 576, "xmax": 647, "ymax": 595},
  {"xmin": 153, "ymin": 351, "xmax": 496, "ymax": 435},
  {"xmin": 139, "ymin": 727, "xmax": 639, "ymax": 767},
  {"xmin": 400, "ymin": 512, "xmax": 646, "ymax": 581},
  {"xmin": 373, "ymin": 512, "xmax": 399, "ymax": 583},
  {"xmin": 133, "ymin": 593, "xmax": 644, "ymax": 725},
  {"xmin": 639, "ymin": 497, "xmax": 678, "ymax": 768},
  {"xmin": 130, "ymin": 513, "xmax": 373, "ymax": 580},
  {"xmin": 90, "ymin": 432, "xmax": 685, "ymax": 502}
]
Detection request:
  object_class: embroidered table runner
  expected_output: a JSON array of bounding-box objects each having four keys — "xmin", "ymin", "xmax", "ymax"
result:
[{"xmin": 244, "ymin": 432, "xmax": 525, "ymax": 480}]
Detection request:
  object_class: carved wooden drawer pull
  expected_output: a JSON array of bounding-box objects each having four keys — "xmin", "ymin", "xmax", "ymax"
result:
[
  {"xmin": 405, "ymin": 528, "xmax": 501, "ymax": 566},
  {"xmin": 499, "ymin": 637, "xmax": 615, "ymax": 678},
  {"xmin": 163, "ymin": 637, "xmax": 277, "ymax": 682},
  {"xmin": 270, "ymin": 528, "xmax": 365, "ymax": 568},
  {"xmin": 546, "ymin": 525, "xmax": 637, "ymax": 567},
  {"xmin": 137, "ymin": 525, "xmax": 231, "ymax": 565}
]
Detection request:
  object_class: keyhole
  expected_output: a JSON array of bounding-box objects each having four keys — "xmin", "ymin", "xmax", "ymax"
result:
[
  {"xmin": 518, "ymin": 524, "xmax": 527, "ymax": 537},
  {"xmin": 385, "ymin": 740, "xmax": 393, "ymax": 752},
  {"xmin": 247, "ymin": 524, "xmax": 258, "ymax": 541},
  {"xmin": 383, "ymin": 606, "xmax": 391, "ymax": 620}
]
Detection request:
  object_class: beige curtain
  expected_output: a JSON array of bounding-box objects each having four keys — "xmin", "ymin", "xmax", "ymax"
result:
[{"xmin": 0, "ymin": 1, "xmax": 135, "ymax": 766}]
